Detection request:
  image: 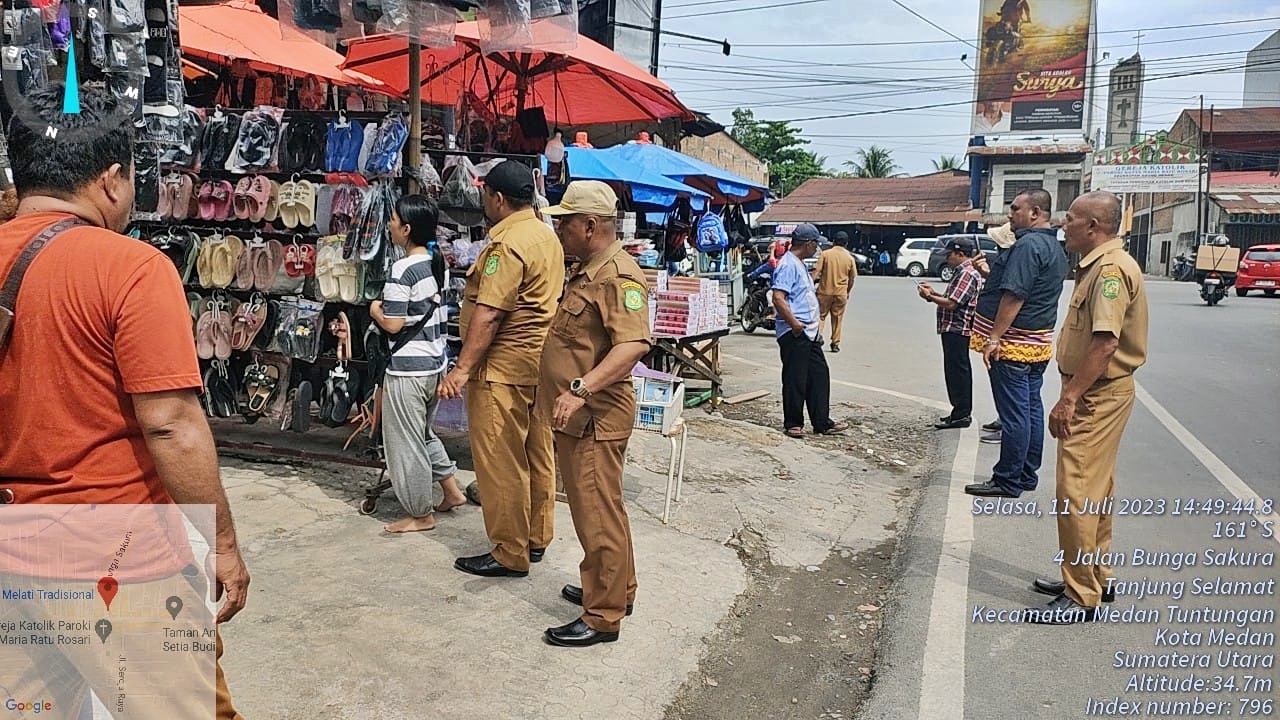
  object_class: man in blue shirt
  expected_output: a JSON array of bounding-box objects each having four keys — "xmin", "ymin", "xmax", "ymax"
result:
[
  {"xmin": 965, "ymin": 189, "xmax": 1068, "ymax": 498},
  {"xmin": 772, "ymin": 224, "xmax": 850, "ymax": 438}
]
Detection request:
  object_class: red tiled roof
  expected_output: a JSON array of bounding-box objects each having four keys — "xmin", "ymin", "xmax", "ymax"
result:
[
  {"xmin": 1179, "ymin": 107, "xmax": 1280, "ymax": 134},
  {"xmin": 758, "ymin": 172, "xmax": 971, "ymax": 226},
  {"xmin": 967, "ymin": 143, "xmax": 1093, "ymax": 157}
]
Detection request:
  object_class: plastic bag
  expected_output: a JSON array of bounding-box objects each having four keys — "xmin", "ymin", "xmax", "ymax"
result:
[
  {"xmin": 377, "ymin": 0, "xmax": 457, "ymax": 48},
  {"xmin": 407, "ymin": 153, "xmax": 444, "ymax": 197},
  {"xmin": 478, "ymin": 0, "xmax": 577, "ymax": 54},
  {"xmin": 440, "ymin": 155, "xmax": 482, "ymax": 211}
]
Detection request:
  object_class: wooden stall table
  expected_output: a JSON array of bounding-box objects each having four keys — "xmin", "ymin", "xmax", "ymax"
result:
[{"xmin": 644, "ymin": 328, "xmax": 729, "ymax": 407}]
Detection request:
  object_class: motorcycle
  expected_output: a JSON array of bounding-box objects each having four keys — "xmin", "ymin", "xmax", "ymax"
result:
[
  {"xmin": 984, "ymin": 20, "xmax": 1023, "ymax": 64},
  {"xmin": 739, "ymin": 274, "xmax": 775, "ymax": 334},
  {"xmin": 1172, "ymin": 253, "xmax": 1195, "ymax": 282},
  {"xmin": 1198, "ymin": 271, "xmax": 1233, "ymax": 306}
]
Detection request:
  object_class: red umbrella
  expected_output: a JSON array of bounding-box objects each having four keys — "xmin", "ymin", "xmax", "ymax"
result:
[
  {"xmin": 342, "ymin": 22, "xmax": 693, "ymax": 126},
  {"xmin": 179, "ymin": 0, "xmax": 386, "ymax": 88}
]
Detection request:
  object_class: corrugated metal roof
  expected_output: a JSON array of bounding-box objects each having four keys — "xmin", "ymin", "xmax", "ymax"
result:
[
  {"xmin": 757, "ymin": 172, "xmax": 972, "ymax": 226},
  {"xmin": 1211, "ymin": 191, "xmax": 1280, "ymax": 214},
  {"xmin": 1181, "ymin": 107, "xmax": 1280, "ymax": 134}
]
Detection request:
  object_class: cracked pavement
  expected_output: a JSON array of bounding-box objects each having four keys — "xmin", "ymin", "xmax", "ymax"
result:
[{"xmin": 217, "ymin": 328, "xmax": 932, "ymax": 719}]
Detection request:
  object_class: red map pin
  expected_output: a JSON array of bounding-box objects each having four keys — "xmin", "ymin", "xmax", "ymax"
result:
[{"xmin": 98, "ymin": 577, "xmax": 119, "ymax": 611}]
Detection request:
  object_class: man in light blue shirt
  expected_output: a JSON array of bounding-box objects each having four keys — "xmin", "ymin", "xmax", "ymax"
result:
[{"xmin": 772, "ymin": 224, "xmax": 850, "ymax": 438}]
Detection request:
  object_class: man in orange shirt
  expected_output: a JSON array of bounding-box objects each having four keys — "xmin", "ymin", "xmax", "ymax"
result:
[{"xmin": 0, "ymin": 85, "xmax": 249, "ymax": 718}]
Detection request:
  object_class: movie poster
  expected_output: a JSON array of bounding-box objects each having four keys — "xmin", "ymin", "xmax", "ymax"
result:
[{"xmin": 972, "ymin": 0, "xmax": 1094, "ymax": 135}]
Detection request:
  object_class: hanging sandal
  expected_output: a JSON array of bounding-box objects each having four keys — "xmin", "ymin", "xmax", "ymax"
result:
[{"xmin": 244, "ymin": 362, "xmax": 281, "ymax": 415}]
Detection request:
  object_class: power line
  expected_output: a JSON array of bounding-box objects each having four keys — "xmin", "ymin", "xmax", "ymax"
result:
[
  {"xmin": 777, "ymin": 57, "xmax": 1280, "ymax": 123},
  {"xmin": 667, "ymin": 0, "xmax": 830, "ymax": 20},
  {"xmin": 717, "ymin": 15, "xmax": 1280, "ymax": 47},
  {"xmin": 888, "ymin": 0, "xmax": 976, "ymax": 50},
  {"xmin": 660, "ymin": 48, "xmax": 1251, "ymax": 98}
]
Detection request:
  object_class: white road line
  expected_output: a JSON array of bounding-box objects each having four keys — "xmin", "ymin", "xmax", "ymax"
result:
[
  {"xmin": 1136, "ymin": 382, "xmax": 1280, "ymax": 547},
  {"xmin": 917, "ymin": 425, "xmax": 979, "ymax": 720},
  {"xmin": 720, "ymin": 352, "xmax": 949, "ymax": 410}
]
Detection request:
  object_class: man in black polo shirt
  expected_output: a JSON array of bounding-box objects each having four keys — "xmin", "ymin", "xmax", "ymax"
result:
[{"xmin": 964, "ymin": 189, "xmax": 1068, "ymax": 498}]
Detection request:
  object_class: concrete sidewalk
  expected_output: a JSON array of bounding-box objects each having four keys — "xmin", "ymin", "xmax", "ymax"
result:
[{"xmin": 217, "ymin": 347, "xmax": 925, "ymax": 719}]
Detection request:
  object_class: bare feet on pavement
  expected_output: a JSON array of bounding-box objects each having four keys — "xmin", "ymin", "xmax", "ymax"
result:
[{"xmin": 384, "ymin": 515, "xmax": 436, "ymax": 533}]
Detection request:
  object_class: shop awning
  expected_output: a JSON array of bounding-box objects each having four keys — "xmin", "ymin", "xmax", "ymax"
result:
[
  {"xmin": 179, "ymin": 0, "xmax": 384, "ymax": 88},
  {"xmin": 342, "ymin": 23, "xmax": 694, "ymax": 126},
  {"xmin": 600, "ymin": 142, "xmax": 769, "ymax": 209},
  {"xmin": 562, "ymin": 147, "xmax": 708, "ymax": 211}
]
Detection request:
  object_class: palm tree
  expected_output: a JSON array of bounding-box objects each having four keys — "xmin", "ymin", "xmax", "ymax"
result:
[
  {"xmin": 844, "ymin": 146, "xmax": 901, "ymax": 178},
  {"xmin": 933, "ymin": 155, "xmax": 963, "ymax": 171}
]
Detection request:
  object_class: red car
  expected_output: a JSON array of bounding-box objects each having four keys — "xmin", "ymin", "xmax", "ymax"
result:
[{"xmin": 1236, "ymin": 244, "xmax": 1280, "ymax": 297}]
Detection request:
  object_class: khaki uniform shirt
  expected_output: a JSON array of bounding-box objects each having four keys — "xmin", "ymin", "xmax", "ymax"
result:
[
  {"xmin": 535, "ymin": 242, "xmax": 653, "ymax": 441},
  {"xmin": 812, "ymin": 247, "xmax": 856, "ymax": 297},
  {"xmin": 1056, "ymin": 238, "xmax": 1149, "ymax": 379},
  {"xmin": 460, "ymin": 208, "xmax": 565, "ymax": 385}
]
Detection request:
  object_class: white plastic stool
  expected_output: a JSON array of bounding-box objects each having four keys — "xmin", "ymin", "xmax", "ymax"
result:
[{"xmin": 661, "ymin": 418, "xmax": 688, "ymax": 524}]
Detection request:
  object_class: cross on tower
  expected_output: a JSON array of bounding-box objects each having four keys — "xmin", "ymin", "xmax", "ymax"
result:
[{"xmin": 1134, "ymin": 31, "xmax": 1145, "ymax": 55}]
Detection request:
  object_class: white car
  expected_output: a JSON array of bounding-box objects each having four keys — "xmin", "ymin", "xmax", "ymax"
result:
[{"xmin": 896, "ymin": 238, "xmax": 936, "ymax": 277}]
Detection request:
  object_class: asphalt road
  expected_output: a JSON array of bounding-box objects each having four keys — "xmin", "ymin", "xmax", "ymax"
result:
[{"xmin": 786, "ymin": 276, "xmax": 1280, "ymax": 720}]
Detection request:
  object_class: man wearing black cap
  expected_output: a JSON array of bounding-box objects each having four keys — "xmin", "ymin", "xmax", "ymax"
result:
[
  {"xmin": 918, "ymin": 237, "xmax": 984, "ymax": 429},
  {"xmin": 439, "ymin": 160, "xmax": 564, "ymax": 578},
  {"xmin": 772, "ymin": 224, "xmax": 850, "ymax": 438}
]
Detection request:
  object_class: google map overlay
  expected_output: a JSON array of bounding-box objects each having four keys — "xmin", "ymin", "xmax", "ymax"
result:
[{"xmin": 1, "ymin": 505, "xmax": 217, "ymax": 719}]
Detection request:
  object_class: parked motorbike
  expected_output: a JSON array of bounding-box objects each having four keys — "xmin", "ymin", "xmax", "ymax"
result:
[
  {"xmin": 1172, "ymin": 253, "xmax": 1195, "ymax": 282},
  {"xmin": 1198, "ymin": 271, "xmax": 1233, "ymax": 306},
  {"xmin": 739, "ymin": 274, "xmax": 775, "ymax": 334}
]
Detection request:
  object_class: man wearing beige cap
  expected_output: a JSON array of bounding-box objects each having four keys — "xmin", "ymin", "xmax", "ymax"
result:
[{"xmin": 536, "ymin": 181, "xmax": 652, "ymax": 647}]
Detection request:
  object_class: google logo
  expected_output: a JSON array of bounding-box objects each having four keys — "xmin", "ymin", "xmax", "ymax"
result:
[{"xmin": 4, "ymin": 699, "xmax": 53, "ymax": 713}]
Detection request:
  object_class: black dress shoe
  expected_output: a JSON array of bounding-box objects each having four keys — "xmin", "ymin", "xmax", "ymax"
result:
[
  {"xmin": 964, "ymin": 481, "xmax": 1017, "ymax": 498},
  {"xmin": 530, "ymin": 547, "xmax": 545, "ymax": 563},
  {"xmin": 1026, "ymin": 593, "xmax": 1097, "ymax": 625},
  {"xmin": 981, "ymin": 420, "xmax": 1002, "ymax": 432},
  {"xmin": 544, "ymin": 618, "xmax": 619, "ymax": 647},
  {"xmin": 934, "ymin": 416, "xmax": 972, "ymax": 430},
  {"xmin": 453, "ymin": 553, "xmax": 527, "ymax": 578},
  {"xmin": 561, "ymin": 584, "xmax": 633, "ymax": 616},
  {"xmin": 1033, "ymin": 577, "xmax": 1115, "ymax": 603}
]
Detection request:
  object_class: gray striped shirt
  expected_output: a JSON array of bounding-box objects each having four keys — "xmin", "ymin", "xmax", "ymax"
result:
[{"xmin": 382, "ymin": 255, "xmax": 448, "ymax": 376}]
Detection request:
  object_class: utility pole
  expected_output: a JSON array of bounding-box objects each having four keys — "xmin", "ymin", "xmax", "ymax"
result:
[
  {"xmin": 650, "ymin": 0, "xmax": 663, "ymax": 78},
  {"xmin": 1202, "ymin": 104, "xmax": 1216, "ymax": 242},
  {"xmin": 1195, "ymin": 95, "xmax": 1204, "ymax": 246}
]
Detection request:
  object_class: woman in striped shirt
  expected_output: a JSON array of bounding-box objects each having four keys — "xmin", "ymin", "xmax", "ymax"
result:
[{"xmin": 370, "ymin": 195, "xmax": 468, "ymax": 533}]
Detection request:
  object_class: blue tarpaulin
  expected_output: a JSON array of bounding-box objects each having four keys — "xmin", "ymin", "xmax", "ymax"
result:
[
  {"xmin": 560, "ymin": 147, "xmax": 709, "ymax": 211},
  {"xmin": 600, "ymin": 143, "xmax": 769, "ymax": 211}
]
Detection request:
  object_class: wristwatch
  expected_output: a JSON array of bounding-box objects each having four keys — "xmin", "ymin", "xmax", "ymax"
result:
[{"xmin": 570, "ymin": 378, "xmax": 593, "ymax": 399}]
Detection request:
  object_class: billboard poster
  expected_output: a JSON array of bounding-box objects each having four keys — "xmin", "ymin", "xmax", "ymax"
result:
[{"xmin": 972, "ymin": 0, "xmax": 1094, "ymax": 135}]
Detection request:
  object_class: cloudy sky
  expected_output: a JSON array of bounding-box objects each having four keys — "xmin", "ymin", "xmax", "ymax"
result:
[{"xmin": 653, "ymin": 0, "xmax": 1280, "ymax": 175}]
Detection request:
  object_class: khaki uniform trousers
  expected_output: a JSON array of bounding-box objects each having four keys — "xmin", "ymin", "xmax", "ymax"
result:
[
  {"xmin": 1056, "ymin": 374, "xmax": 1136, "ymax": 607},
  {"xmin": 555, "ymin": 432, "xmax": 637, "ymax": 634},
  {"xmin": 466, "ymin": 380, "xmax": 556, "ymax": 572},
  {"xmin": 817, "ymin": 294, "xmax": 848, "ymax": 346}
]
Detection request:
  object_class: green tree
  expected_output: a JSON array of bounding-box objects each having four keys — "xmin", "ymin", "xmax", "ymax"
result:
[
  {"xmin": 932, "ymin": 155, "xmax": 964, "ymax": 171},
  {"xmin": 844, "ymin": 146, "xmax": 902, "ymax": 178},
  {"xmin": 730, "ymin": 108, "xmax": 829, "ymax": 197}
]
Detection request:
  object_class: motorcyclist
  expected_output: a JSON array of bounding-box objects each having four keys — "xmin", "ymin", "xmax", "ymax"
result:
[{"xmin": 999, "ymin": 0, "xmax": 1030, "ymax": 33}]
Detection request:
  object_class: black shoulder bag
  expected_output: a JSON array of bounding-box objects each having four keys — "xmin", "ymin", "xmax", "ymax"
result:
[{"xmin": 0, "ymin": 218, "xmax": 86, "ymax": 356}]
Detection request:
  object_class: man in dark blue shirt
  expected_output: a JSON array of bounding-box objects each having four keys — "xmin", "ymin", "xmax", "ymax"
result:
[{"xmin": 965, "ymin": 189, "xmax": 1068, "ymax": 498}]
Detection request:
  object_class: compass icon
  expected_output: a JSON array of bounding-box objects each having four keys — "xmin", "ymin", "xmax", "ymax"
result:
[{"xmin": 2, "ymin": 0, "xmax": 151, "ymax": 144}]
